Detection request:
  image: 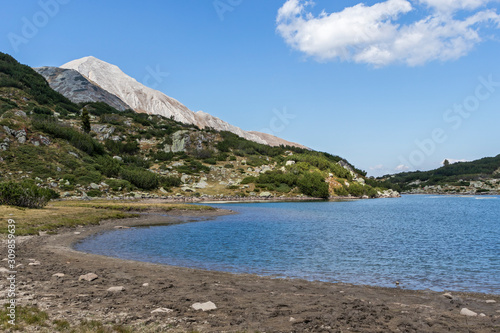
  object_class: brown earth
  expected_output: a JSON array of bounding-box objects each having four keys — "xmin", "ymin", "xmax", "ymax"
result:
[{"xmin": 1, "ymin": 209, "xmax": 500, "ymax": 332}]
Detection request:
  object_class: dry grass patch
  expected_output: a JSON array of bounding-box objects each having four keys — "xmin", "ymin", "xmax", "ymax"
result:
[{"xmin": 0, "ymin": 200, "xmax": 213, "ymax": 235}]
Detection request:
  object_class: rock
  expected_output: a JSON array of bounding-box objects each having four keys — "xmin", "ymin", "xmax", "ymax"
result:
[
  {"xmin": 479, "ymin": 313, "xmax": 486, "ymax": 317},
  {"xmin": 460, "ymin": 308, "xmax": 478, "ymax": 317},
  {"xmin": 14, "ymin": 110, "xmax": 27, "ymax": 118},
  {"xmin": 114, "ymin": 226, "xmax": 130, "ymax": 229},
  {"xmin": 142, "ymin": 283, "xmax": 149, "ymax": 287},
  {"xmin": 159, "ymin": 187, "xmax": 168, "ymax": 194},
  {"xmin": 181, "ymin": 174, "xmax": 190, "ymax": 183},
  {"xmin": 485, "ymin": 300, "xmax": 496, "ymax": 303},
  {"xmin": 151, "ymin": 307, "xmax": 173, "ymax": 314},
  {"xmin": 192, "ymin": 301, "xmax": 217, "ymax": 312},
  {"xmin": 289, "ymin": 317, "xmax": 297, "ymax": 322},
  {"xmin": 52, "ymin": 273, "xmax": 65, "ymax": 278},
  {"xmin": 193, "ymin": 180, "xmax": 208, "ymax": 189},
  {"xmin": 259, "ymin": 191, "xmax": 272, "ymax": 197},
  {"xmin": 286, "ymin": 160, "xmax": 295, "ymax": 166},
  {"xmin": 0, "ymin": 267, "xmax": 10, "ymax": 273},
  {"xmin": 68, "ymin": 151, "xmax": 79, "ymax": 158},
  {"xmin": 107, "ymin": 286, "xmax": 125, "ymax": 292},
  {"xmin": 89, "ymin": 183, "xmax": 100, "ymax": 190},
  {"xmin": 443, "ymin": 293, "xmax": 453, "ymax": 299},
  {"xmin": 79, "ymin": 273, "xmax": 98, "ymax": 281},
  {"xmin": 74, "ymin": 232, "xmax": 81, "ymax": 235},
  {"xmin": 28, "ymin": 261, "xmax": 41, "ymax": 266},
  {"xmin": 39, "ymin": 135, "xmax": 51, "ymax": 145},
  {"xmin": 112, "ymin": 155, "xmax": 123, "ymax": 161}
]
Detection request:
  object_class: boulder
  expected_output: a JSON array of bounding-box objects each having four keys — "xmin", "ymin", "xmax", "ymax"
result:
[
  {"xmin": 460, "ymin": 308, "xmax": 478, "ymax": 317},
  {"xmin": 79, "ymin": 273, "xmax": 98, "ymax": 281},
  {"xmin": 192, "ymin": 301, "xmax": 217, "ymax": 311},
  {"xmin": 259, "ymin": 191, "xmax": 272, "ymax": 197}
]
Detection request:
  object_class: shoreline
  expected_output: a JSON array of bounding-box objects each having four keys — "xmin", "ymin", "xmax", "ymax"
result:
[{"xmin": 2, "ymin": 209, "xmax": 500, "ymax": 332}]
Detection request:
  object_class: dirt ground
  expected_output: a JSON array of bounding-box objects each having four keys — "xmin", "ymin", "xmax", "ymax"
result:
[{"xmin": 1, "ymin": 210, "xmax": 500, "ymax": 332}]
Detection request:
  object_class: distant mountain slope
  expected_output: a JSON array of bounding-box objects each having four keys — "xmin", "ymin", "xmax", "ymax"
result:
[
  {"xmin": 34, "ymin": 67, "xmax": 131, "ymax": 111},
  {"xmin": 60, "ymin": 56, "xmax": 306, "ymax": 149},
  {"xmin": 376, "ymin": 155, "xmax": 500, "ymax": 194}
]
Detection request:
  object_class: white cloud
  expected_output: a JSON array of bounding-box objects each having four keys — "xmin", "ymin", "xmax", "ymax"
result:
[
  {"xmin": 418, "ymin": 0, "xmax": 490, "ymax": 12},
  {"xmin": 395, "ymin": 164, "xmax": 411, "ymax": 171},
  {"xmin": 276, "ymin": 0, "xmax": 500, "ymax": 66}
]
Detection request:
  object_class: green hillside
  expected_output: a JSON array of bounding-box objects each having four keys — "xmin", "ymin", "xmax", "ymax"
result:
[
  {"xmin": 0, "ymin": 52, "xmax": 392, "ymax": 203},
  {"xmin": 376, "ymin": 156, "xmax": 500, "ymax": 194}
]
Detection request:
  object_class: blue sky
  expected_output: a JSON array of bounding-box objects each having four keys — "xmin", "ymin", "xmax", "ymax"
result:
[{"xmin": 1, "ymin": 0, "xmax": 499, "ymax": 176}]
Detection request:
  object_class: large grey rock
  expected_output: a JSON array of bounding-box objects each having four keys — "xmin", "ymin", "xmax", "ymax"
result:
[
  {"xmin": 259, "ymin": 191, "xmax": 272, "ymax": 197},
  {"xmin": 192, "ymin": 301, "xmax": 217, "ymax": 311},
  {"xmin": 79, "ymin": 273, "xmax": 98, "ymax": 281},
  {"xmin": 460, "ymin": 308, "xmax": 478, "ymax": 317}
]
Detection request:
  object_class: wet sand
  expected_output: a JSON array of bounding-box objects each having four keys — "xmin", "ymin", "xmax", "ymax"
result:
[{"xmin": 2, "ymin": 209, "xmax": 499, "ymax": 332}]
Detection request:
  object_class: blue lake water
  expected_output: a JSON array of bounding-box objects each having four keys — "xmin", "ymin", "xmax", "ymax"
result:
[{"xmin": 74, "ymin": 195, "xmax": 500, "ymax": 294}]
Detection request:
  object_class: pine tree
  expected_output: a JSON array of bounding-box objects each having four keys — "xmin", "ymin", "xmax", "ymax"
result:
[
  {"xmin": 81, "ymin": 109, "xmax": 91, "ymax": 133},
  {"xmin": 443, "ymin": 159, "xmax": 450, "ymax": 167}
]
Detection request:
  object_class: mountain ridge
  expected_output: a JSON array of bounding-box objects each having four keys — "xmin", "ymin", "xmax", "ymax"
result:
[{"xmin": 59, "ymin": 56, "xmax": 307, "ymax": 149}]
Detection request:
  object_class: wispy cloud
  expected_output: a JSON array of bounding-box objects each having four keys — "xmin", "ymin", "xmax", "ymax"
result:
[{"xmin": 276, "ymin": 0, "xmax": 500, "ymax": 67}]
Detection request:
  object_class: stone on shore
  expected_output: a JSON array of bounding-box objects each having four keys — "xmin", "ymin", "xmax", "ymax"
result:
[
  {"xmin": 460, "ymin": 308, "xmax": 478, "ymax": 317},
  {"xmin": 79, "ymin": 273, "xmax": 98, "ymax": 281},
  {"xmin": 192, "ymin": 301, "xmax": 217, "ymax": 311},
  {"xmin": 151, "ymin": 308, "xmax": 173, "ymax": 314},
  {"xmin": 107, "ymin": 286, "xmax": 125, "ymax": 292}
]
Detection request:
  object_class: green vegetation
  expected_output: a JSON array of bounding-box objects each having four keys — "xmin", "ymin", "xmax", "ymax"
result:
[
  {"xmin": 0, "ymin": 51, "xmax": 388, "ymax": 201},
  {"xmin": 377, "ymin": 154, "xmax": 500, "ymax": 191},
  {"xmin": 0, "ymin": 180, "xmax": 58, "ymax": 208}
]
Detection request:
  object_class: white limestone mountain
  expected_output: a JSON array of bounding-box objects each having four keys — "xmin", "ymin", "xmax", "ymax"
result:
[
  {"xmin": 60, "ymin": 56, "xmax": 306, "ymax": 149},
  {"xmin": 34, "ymin": 66, "xmax": 131, "ymax": 111}
]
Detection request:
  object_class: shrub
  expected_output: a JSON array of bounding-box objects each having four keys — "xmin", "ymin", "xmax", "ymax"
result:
[
  {"xmin": 297, "ymin": 172, "xmax": 329, "ymax": 199},
  {"xmin": 120, "ymin": 167, "xmax": 159, "ymax": 190},
  {"xmin": 204, "ymin": 158, "xmax": 217, "ymax": 165},
  {"xmin": 106, "ymin": 179, "xmax": 133, "ymax": 191},
  {"xmin": 159, "ymin": 175, "xmax": 182, "ymax": 188},
  {"xmin": 0, "ymin": 181, "xmax": 57, "ymax": 208},
  {"xmin": 224, "ymin": 164, "xmax": 234, "ymax": 169},
  {"xmin": 86, "ymin": 189, "xmax": 102, "ymax": 197},
  {"xmin": 95, "ymin": 156, "xmax": 122, "ymax": 178}
]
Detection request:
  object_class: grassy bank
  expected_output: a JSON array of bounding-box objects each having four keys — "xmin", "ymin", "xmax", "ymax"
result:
[{"xmin": 0, "ymin": 200, "xmax": 214, "ymax": 235}]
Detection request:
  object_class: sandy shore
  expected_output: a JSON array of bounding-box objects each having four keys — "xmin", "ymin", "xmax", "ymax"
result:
[{"xmin": 2, "ymin": 208, "xmax": 500, "ymax": 332}]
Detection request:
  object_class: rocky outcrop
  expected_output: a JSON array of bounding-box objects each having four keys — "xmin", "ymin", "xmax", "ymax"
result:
[
  {"xmin": 60, "ymin": 56, "xmax": 306, "ymax": 149},
  {"xmin": 34, "ymin": 67, "xmax": 131, "ymax": 111}
]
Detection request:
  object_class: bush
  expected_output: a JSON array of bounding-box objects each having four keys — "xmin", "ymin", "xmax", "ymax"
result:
[
  {"xmin": 0, "ymin": 181, "xmax": 57, "ymax": 208},
  {"xmin": 203, "ymin": 158, "xmax": 217, "ymax": 165},
  {"xmin": 95, "ymin": 156, "xmax": 122, "ymax": 178},
  {"xmin": 159, "ymin": 175, "xmax": 182, "ymax": 188},
  {"xmin": 120, "ymin": 167, "xmax": 159, "ymax": 190},
  {"xmin": 224, "ymin": 164, "xmax": 234, "ymax": 169},
  {"xmin": 106, "ymin": 179, "xmax": 133, "ymax": 191},
  {"xmin": 297, "ymin": 172, "xmax": 329, "ymax": 199},
  {"xmin": 86, "ymin": 189, "xmax": 102, "ymax": 197}
]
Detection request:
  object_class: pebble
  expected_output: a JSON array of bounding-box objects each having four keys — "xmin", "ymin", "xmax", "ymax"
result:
[
  {"xmin": 192, "ymin": 301, "xmax": 217, "ymax": 311},
  {"xmin": 107, "ymin": 286, "xmax": 125, "ymax": 292},
  {"xmin": 28, "ymin": 261, "xmax": 41, "ymax": 266},
  {"xmin": 142, "ymin": 283, "xmax": 149, "ymax": 287},
  {"xmin": 479, "ymin": 313, "xmax": 486, "ymax": 317},
  {"xmin": 442, "ymin": 293, "xmax": 453, "ymax": 299},
  {"xmin": 289, "ymin": 317, "xmax": 296, "ymax": 322},
  {"xmin": 52, "ymin": 273, "xmax": 65, "ymax": 278},
  {"xmin": 79, "ymin": 273, "xmax": 98, "ymax": 281},
  {"xmin": 151, "ymin": 308, "xmax": 173, "ymax": 314},
  {"xmin": 460, "ymin": 308, "xmax": 478, "ymax": 317},
  {"xmin": 485, "ymin": 300, "xmax": 496, "ymax": 304},
  {"xmin": 74, "ymin": 232, "xmax": 81, "ymax": 235}
]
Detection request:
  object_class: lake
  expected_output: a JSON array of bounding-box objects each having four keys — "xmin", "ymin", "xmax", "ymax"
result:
[{"xmin": 74, "ymin": 195, "xmax": 500, "ymax": 294}]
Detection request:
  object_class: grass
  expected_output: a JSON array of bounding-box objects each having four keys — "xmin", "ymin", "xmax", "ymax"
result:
[{"xmin": 0, "ymin": 200, "xmax": 213, "ymax": 235}]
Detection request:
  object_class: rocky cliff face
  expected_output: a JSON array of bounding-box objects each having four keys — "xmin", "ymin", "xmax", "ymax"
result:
[
  {"xmin": 34, "ymin": 67, "xmax": 131, "ymax": 111},
  {"xmin": 60, "ymin": 56, "xmax": 306, "ymax": 149}
]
